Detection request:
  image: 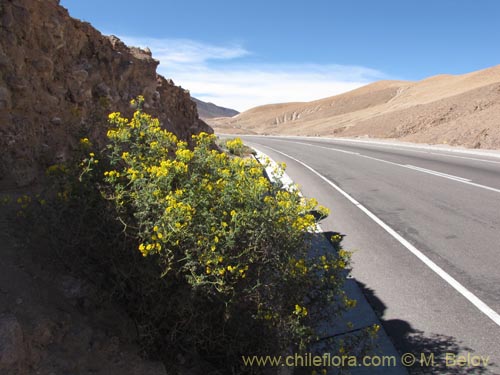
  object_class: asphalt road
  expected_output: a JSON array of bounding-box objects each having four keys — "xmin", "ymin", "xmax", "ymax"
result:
[{"xmin": 239, "ymin": 135, "xmax": 500, "ymax": 374}]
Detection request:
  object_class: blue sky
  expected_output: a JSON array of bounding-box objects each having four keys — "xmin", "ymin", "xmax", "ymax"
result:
[{"xmin": 60, "ymin": 0, "xmax": 500, "ymax": 111}]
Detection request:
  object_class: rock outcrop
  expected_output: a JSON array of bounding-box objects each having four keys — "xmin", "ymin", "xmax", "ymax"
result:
[{"xmin": 0, "ymin": 0, "xmax": 211, "ymax": 187}]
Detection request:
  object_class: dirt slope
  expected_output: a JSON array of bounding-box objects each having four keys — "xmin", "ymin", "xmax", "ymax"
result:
[{"xmin": 209, "ymin": 65, "xmax": 500, "ymax": 149}]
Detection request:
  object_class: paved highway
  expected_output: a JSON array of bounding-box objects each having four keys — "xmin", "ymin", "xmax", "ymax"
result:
[{"xmin": 240, "ymin": 135, "xmax": 500, "ymax": 374}]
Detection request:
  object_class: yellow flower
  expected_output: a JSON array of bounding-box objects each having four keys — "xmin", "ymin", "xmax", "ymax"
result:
[
  {"xmin": 108, "ymin": 112, "xmax": 120, "ymax": 120},
  {"xmin": 294, "ymin": 304, "xmax": 308, "ymax": 317},
  {"xmin": 79, "ymin": 137, "xmax": 91, "ymax": 147},
  {"xmin": 138, "ymin": 243, "xmax": 148, "ymax": 256}
]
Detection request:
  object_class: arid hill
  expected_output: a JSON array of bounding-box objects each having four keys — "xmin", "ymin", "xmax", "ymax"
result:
[
  {"xmin": 192, "ymin": 97, "xmax": 239, "ymax": 119},
  {"xmin": 209, "ymin": 65, "xmax": 500, "ymax": 149}
]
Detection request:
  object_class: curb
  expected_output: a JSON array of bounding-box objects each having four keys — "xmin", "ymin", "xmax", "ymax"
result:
[{"xmin": 252, "ymin": 147, "xmax": 408, "ymax": 375}]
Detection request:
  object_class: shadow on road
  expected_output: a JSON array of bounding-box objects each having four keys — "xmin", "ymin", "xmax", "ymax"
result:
[{"xmin": 356, "ymin": 281, "xmax": 495, "ymax": 375}]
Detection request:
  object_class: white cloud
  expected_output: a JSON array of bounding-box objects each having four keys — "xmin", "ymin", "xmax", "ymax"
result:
[
  {"xmin": 118, "ymin": 36, "xmax": 387, "ymax": 112},
  {"xmin": 120, "ymin": 36, "xmax": 249, "ymax": 64}
]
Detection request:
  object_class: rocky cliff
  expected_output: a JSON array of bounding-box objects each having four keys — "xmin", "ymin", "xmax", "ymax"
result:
[{"xmin": 0, "ymin": 0, "xmax": 211, "ymax": 188}]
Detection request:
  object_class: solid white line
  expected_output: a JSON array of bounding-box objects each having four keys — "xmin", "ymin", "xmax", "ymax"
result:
[
  {"xmin": 330, "ymin": 140, "xmax": 500, "ymax": 165},
  {"xmin": 293, "ymin": 141, "xmax": 361, "ymax": 155},
  {"xmin": 236, "ymin": 134, "xmax": 500, "ymax": 163},
  {"xmin": 404, "ymin": 165, "xmax": 471, "ymax": 182},
  {"xmin": 426, "ymin": 151, "xmax": 500, "ymax": 165},
  {"xmin": 261, "ymin": 144, "xmax": 500, "ymax": 327},
  {"xmin": 307, "ymin": 136, "xmax": 500, "ymax": 160},
  {"xmin": 355, "ymin": 154, "xmax": 500, "ymax": 194}
]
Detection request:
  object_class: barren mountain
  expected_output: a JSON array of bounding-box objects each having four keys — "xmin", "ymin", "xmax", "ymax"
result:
[
  {"xmin": 192, "ymin": 97, "xmax": 239, "ymax": 119},
  {"xmin": 209, "ymin": 65, "xmax": 500, "ymax": 149}
]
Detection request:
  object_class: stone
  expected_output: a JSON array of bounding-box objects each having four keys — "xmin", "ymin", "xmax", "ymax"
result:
[
  {"xmin": 50, "ymin": 117, "xmax": 62, "ymax": 125},
  {"xmin": 1, "ymin": 6, "xmax": 14, "ymax": 28},
  {"xmin": 12, "ymin": 161, "xmax": 38, "ymax": 187},
  {"xmin": 71, "ymin": 69, "xmax": 88, "ymax": 84},
  {"xmin": 59, "ymin": 275, "xmax": 86, "ymax": 299},
  {"xmin": 32, "ymin": 57, "xmax": 54, "ymax": 75},
  {"xmin": 0, "ymin": 86, "xmax": 12, "ymax": 110},
  {"xmin": 0, "ymin": 51, "xmax": 10, "ymax": 68},
  {"xmin": 94, "ymin": 82, "xmax": 111, "ymax": 97},
  {"xmin": 0, "ymin": 314, "xmax": 25, "ymax": 368}
]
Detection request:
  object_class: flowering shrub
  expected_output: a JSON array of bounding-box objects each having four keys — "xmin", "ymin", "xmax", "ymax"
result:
[
  {"xmin": 99, "ymin": 100, "xmax": 354, "ymax": 366},
  {"xmin": 26, "ymin": 97, "xmax": 363, "ymax": 373},
  {"xmin": 224, "ymin": 137, "xmax": 246, "ymax": 156}
]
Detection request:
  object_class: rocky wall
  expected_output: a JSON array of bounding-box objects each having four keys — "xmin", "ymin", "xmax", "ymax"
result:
[{"xmin": 0, "ymin": 0, "xmax": 211, "ymax": 187}]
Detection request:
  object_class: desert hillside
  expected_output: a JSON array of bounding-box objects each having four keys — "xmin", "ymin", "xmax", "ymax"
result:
[
  {"xmin": 209, "ymin": 65, "xmax": 500, "ymax": 149},
  {"xmin": 192, "ymin": 97, "xmax": 239, "ymax": 119}
]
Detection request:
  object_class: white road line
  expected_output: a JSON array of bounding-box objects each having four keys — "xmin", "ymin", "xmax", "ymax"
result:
[
  {"xmin": 245, "ymin": 134, "xmax": 500, "ymax": 164},
  {"xmin": 330, "ymin": 141, "xmax": 500, "ymax": 165},
  {"xmin": 261, "ymin": 144, "xmax": 500, "ymax": 327},
  {"xmin": 309, "ymin": 137, "xmax": 500, "ymax": 160},
  {"xmin": 427, "ymin": 152, "xmax": 500, "ymax": 165},
  {"xmin": 404, "ymin": 165, "xmax": 471, "ymax": 182},
  {"xmin": 284, "ymin": 141, "xmax": 500, "ymax": 194},
  {"xmin": 293, "ymin": 141, "xmax": 361, "ymax": 155}
]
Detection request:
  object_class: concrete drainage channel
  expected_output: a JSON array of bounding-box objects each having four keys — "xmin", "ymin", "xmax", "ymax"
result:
[{"xmin": 252, "ymin": 148, "xmax": 408, "ymax": 375}]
